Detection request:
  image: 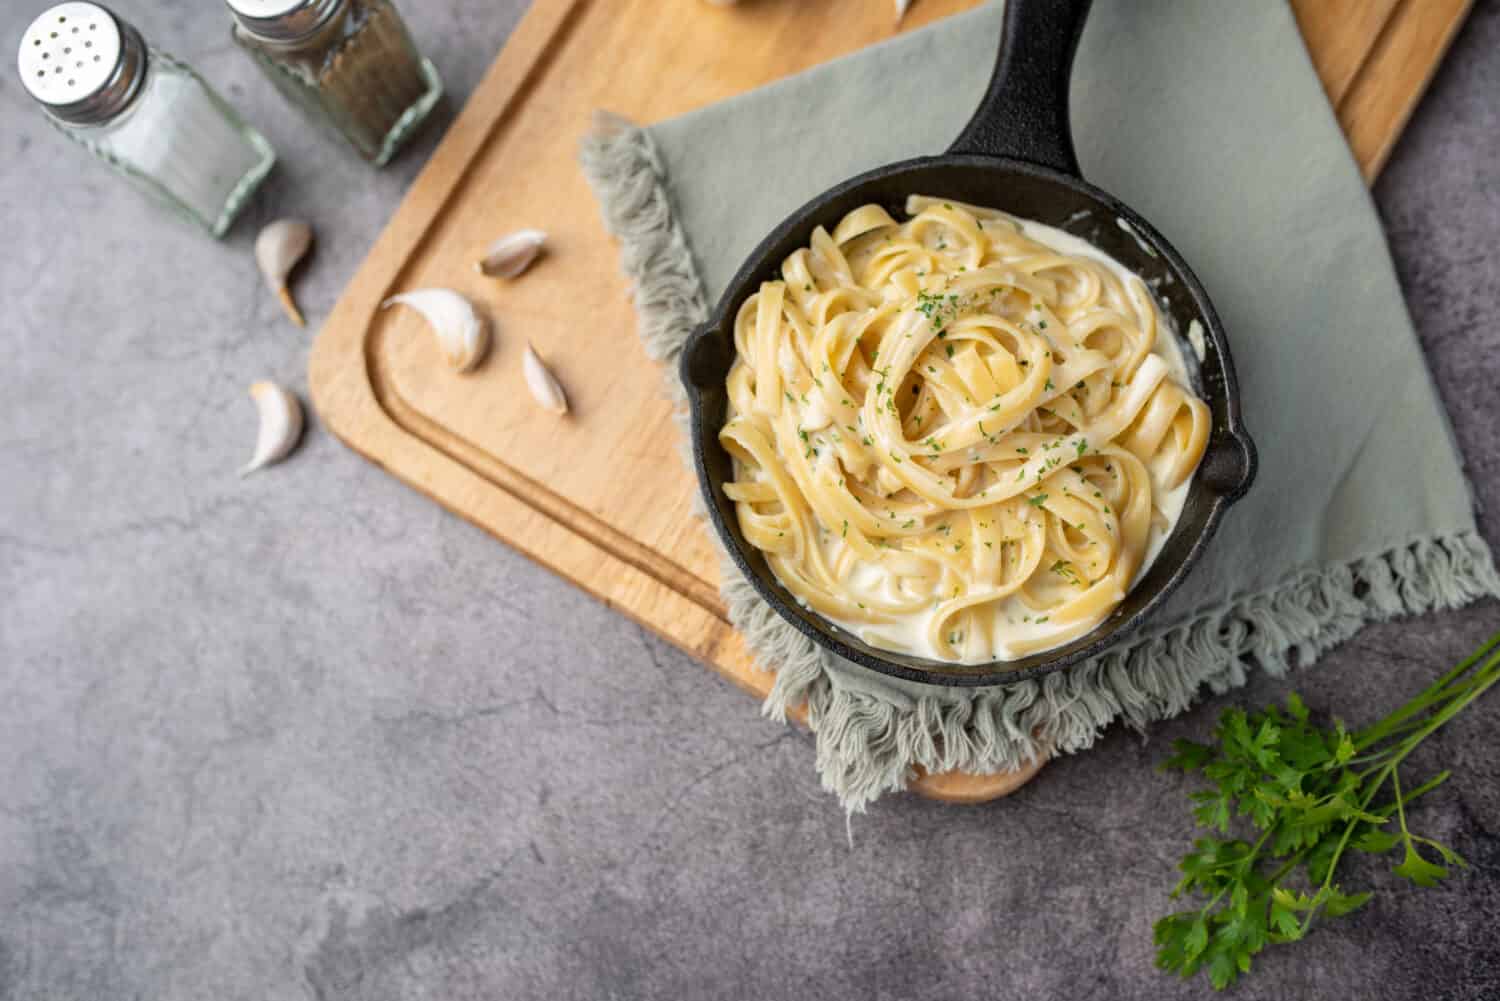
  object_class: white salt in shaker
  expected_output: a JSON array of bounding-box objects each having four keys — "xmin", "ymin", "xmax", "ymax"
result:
[{"xmin": 17, "ymin": 2, "xmax": 276, "ymax": 238}]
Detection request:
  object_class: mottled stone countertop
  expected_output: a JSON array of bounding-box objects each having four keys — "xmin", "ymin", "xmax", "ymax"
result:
[{"xmin": 2, "ymin": 2, "xmax": 1498, "ymax": 999}]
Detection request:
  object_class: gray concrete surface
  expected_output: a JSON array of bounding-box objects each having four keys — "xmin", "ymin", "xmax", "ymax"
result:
[{"xmin": 2, "ymin": 2, "xmax": 1499, "ymax": 999}]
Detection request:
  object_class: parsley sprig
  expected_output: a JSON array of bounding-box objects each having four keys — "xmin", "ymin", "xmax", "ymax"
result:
[
  {"xmin": 914, "ymin": 290, "xmax": 963, "ymax": 335},
  {"xmin": 1155, "ymin": 631, "xmax": 1500, "ymax": 990}
]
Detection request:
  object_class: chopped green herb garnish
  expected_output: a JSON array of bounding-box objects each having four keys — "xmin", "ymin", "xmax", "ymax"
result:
[{"xmin": 1154, "ymin": 631, "xmax": 1500, "ymax": 990}]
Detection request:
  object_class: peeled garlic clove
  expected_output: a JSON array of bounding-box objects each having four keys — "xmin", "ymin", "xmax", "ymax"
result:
[
  {"xmin": 382, "ymin": 289, "xmax": 490, "ymax": 373},
  {"xmin": 256, "ymin": 220, "xmax": 314, "ymax": 328},
  {"xmin": 475, "ymin": 229, "xmax": 547, "ymax": 279},
  {"xmin": 523, "ymin": 342, "xmax": 569, "ymax": 415},
  {"xmin": 242, "ymin": 381, "xmax": 304, "ymax": 477},
  {"xmin": 895, "ymin": 0, "xmax": 914, "ymax": 24}
]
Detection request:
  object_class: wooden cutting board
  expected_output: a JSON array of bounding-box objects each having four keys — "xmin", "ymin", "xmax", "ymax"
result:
[{"xmin": 309, "ymin": 0, "xmax": 1471, "ymax": 803}]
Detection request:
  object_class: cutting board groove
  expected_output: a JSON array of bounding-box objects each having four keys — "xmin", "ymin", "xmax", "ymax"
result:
[{"xmin": 311, "ymin": 0, "xmax": 1469, "ymax": 804}]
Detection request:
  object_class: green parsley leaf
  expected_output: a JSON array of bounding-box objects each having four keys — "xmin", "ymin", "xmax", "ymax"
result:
[{"xmin": 1154, "ymin": 632, "xmax": 1500, "ymax": 991}]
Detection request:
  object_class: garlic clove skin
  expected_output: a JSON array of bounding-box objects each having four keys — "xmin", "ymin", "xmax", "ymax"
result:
[
  {"xmin": 475, "ymin": 229, "xmax": 547, "ymax": 279},
  {"xmin": 381, "ymin": 289, "xmax": 490, "ymax": 373},
  {"xmin": 895, "ymin": 0, "xmax": 914, "ymax": 24},
  {"xmin": 255, "ymin": 220, "xmax": 314, "ymax": 328},
  {"xmin": 523, "ymin": 342, "xmax": 569, "ymax": 415},
  {"xmin": 242, "ymin": 381, "xmax": 304, "ymax": 477}
]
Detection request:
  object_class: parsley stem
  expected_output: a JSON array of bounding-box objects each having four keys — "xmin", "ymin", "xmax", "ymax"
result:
[
  {"xmin": 1391, "ymin": 768, "xmax": 1413, "ymax": 847},
  {"xmin": 1297, "ymin": 762, "xmax": 1391, "ymax": 936},
  {"xmin": 1263, "ymin": 848, "xmax": 1307, "ymax": 887},
  {"xmin": 1297, "ymin": 645, "xmax": 1500, "ymax": 937},
  {"xmin": 1380, "ymin": 647, "xmax": 1500, "ymax": 769},
  {"xmin": 1353, "ymin": 632, "xmax": 1500, "ymax": 748},
  {"xmin": 1158, "ymin": 632, "xmax": 1500, "ymax": 990},
  {"xmin": 1367, "ymin": 770, "xmax": 1451, "ymax": 817}
]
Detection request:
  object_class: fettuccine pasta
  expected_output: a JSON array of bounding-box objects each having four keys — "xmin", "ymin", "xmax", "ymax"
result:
[{"xmin": 719, "ymin": 196, "xmax": 1210, "ymax": 663}]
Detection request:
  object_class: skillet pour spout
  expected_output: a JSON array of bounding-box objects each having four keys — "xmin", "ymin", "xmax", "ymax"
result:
[{"xmin": 680, "ymin": 0, "xmax": 1257, "ymax": 688}]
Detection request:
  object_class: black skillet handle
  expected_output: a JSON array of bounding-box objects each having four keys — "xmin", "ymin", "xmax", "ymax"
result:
[{"xmin": 947, "ymin": 0, "xmax": 1093, "ymax": 176}]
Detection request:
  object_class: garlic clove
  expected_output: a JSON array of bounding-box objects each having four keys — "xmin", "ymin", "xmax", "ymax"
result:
[
  {"xmin": 475, "ymin": 229, "xmax": 547, "ymax": 279},
  {"xmin": 256, "ymin": 220, "xmax": 314, "ymax": 328},
  {"xmin": 381, "ymin": 289, "xmax": 490, "ymax": 373},
  {"xmin": 242, "ymin": 381, "xmax": 304, "ymax": 477},
  {"xmin": 895, "ymin": 0, "xmax": 914, "ymax": 24},
  {"xmin": 523, "ymin": 342, "xmax": 569, "ymax": 415}
]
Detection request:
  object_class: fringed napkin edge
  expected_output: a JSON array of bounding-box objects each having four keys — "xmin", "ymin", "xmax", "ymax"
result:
[{"xmin": 579, "ymin": 113, "xmax": 1500, "ymax": 812}]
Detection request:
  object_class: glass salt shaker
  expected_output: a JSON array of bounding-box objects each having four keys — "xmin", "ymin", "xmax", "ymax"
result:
[
  {"xmin": 225, "ymin": 0, "xmax": 443, "ymax": 167},
  {"xmin": 17, "ymin": 2, "xmax": 276, "ymax": 239}
]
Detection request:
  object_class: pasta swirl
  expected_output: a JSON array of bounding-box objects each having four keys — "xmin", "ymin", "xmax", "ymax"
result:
[{"xmin": 720, "ymin": 196, "xmax": 1210, "ymax": 663}]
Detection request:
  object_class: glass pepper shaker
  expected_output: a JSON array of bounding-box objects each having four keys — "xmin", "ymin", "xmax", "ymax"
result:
[
  {"xmin": 225, "ymin": 0, "xmax": 443, "ymax": 167},
  {"xmin": 17, "ymin": 2, "xmax": 276, "ymax": 239}
]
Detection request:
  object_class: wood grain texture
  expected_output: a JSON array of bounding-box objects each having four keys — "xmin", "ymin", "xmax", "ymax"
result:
[
  {"xmin": 309, "ymin": 0, "xmax": 1464, "ymax": 804},
  {"xmin": 1337, "ymin": 0, "xmax": 1473, "ymax": 181},
  {"xmin": 1294, "ymin": 0, "xmax": 1403, "ymax": 104}
]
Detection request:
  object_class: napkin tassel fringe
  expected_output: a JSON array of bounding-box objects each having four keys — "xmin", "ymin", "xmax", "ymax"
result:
[
  {"xmin": 580, "ymin": 115, "xmax": 1500, "ymax": 814},
  {"xmin": 778, "ymin": 532, "xmax": 1500, "ymax": 813}
]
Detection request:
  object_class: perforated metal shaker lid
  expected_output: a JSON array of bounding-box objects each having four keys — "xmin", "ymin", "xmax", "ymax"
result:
[
  {"xmin": 224, "ymin": 0, "xmax": 345, "ymax": 43},
  {"xmin": 17, "ymin": 3, "xmax": 144, "ymax": 125}
]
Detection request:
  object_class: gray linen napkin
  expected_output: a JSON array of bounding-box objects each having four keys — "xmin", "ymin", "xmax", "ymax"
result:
[{"xmin": 581, "ymin": 0, "xmax": 1498, "ymax": 811}]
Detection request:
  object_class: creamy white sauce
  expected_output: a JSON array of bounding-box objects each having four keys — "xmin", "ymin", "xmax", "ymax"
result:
[
  {"xmin": 1187, "ymin": 319, "xmax": 1207, "ymax": 362},
  {"xmin": 1116, "ymin": 217, "xmax": 1159, "ymax": 259},
  {"xmin": 811, "ymin": 216, "xmax": 1199, "ymax": 663}
]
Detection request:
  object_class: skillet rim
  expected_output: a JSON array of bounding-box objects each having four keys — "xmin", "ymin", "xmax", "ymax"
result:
[{"xmin": 681, "ymin": 153, "xmax": 1257, "ymax": 688}]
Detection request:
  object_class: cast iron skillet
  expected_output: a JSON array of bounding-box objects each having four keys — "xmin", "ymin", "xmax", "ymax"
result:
[{"xmin": 679, "ymin": 0, "xmax": 1257, "ymax": 688}]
